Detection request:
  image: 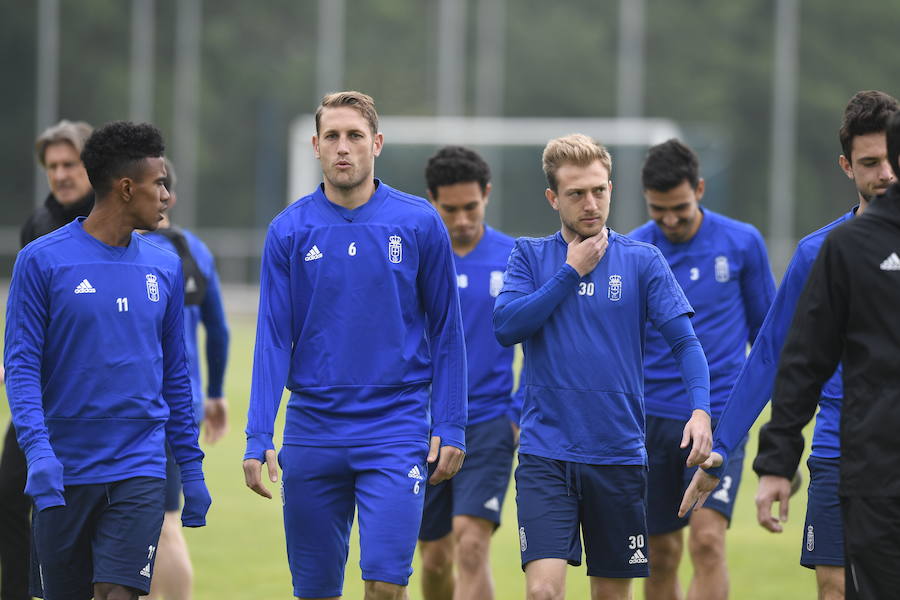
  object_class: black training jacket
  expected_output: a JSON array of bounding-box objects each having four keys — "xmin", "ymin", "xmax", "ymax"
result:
[
  {"xmin": 19, "ymin": 191, "xmax": 94, "ymax": 249},
  {"xmin": 754, "ymin": 186, "xmax": 900, "ymax": 497}
]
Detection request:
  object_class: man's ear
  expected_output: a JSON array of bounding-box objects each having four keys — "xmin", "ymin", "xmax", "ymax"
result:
[{"xmin": 545, "ymin": 187, "xmax": 559, "ymax": 211}]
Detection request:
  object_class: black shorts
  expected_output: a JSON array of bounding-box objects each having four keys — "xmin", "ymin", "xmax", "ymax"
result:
[
  {"xmin": 841, "ymin": 495, "xmax": 900, "ymax": 600},
  {"xmin": 30, "ymin": 477, "xmax": 165, "ymax": 599},
  {"xmin": 515, "ymin": 453, "xmax": 649, "ymax": 579}
]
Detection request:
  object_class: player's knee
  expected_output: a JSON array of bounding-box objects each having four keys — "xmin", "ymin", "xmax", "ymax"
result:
[
  {"xmin": 419, "ymin": 538, "xmax": 454, "ymax": 577},
  {"xmin": 455, "ymin": 530, "xmax": 490, "ymax": 574},
  {"xmin": 526, "ymin": 579, "xmax": 565, "ymax": 600},
  {"xmin": 688, "ymin": 525, "xmax": 725, "ymax": 566},
  {"xmin": 363, "ymin": 580, "xmax": 406, "ymax": 600},
  {"xmin": 648, "ymin": 533, "xmax": 682, "ymax": 575}
]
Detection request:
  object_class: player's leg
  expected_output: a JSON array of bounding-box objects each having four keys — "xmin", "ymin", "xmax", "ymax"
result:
[
  {"xmin": 91, "ymin": 477, "xmax": 166, "ymax": 598},
  {"xmin": 685, "ymin": 509, "xmax": 728, "ymax": 600},
  {"xmin": 147, "ymin": 445, "xmax": 192, "ymax": 599},
  {"xmin": 581, "ymin": 465, "xmax": 648, "ymax": 599},
  {"xmin": 815, "ymin": 567, "xmax": 844, "ymax": 600},
  {"xmin": 418, "ymin": 533, "xmax": 454, "ymax": 599},
  {"xmin": 354, "ymin": 441, "xmax": 430, "ymax": 598},
  {"xmin": 418, "ymin": 466, "xmax": 455, "ymax": 599},
  {"xmin": 841, "ymin": 495, "xmax": 900, "ymax": 600},
  {"xmin": 525, "ymin": 559, "xmax": 568, "ymax": 600},
  {"xmin": 30, "ymin": 482, "xmax": 100, "ymax": 600},
  {"xmin": 589, "ymin": 577, "xmax": 633, "ymax": 600},
  {"xmin": 801, "ymin": 457, "xmax": 845, "ymax": 600},
  {"xmin": 449, "ymin": 415, "xmax": 517, "ymax": 600},
  {"xmin": 93, "ymin": 582, "xmax": 141, "ymax": 600},
  {"xmin": 646, "ymin": 531, "xmax": 684, "ymax": 600},
  {"xmin": 644, "ymin": 415, "xmax": 691, "ymax": 600},
  {"xmin": 684, "ymin": 435, "xmax": 746, "ymax": 600},
  {"xmin": 517, "ymin": 454, "xmax": 582, "ymax": 600},
  {"xmin": 146, "ymin": 511, "xmax": 192, "ymax": 599},
  {"xmin": 280, "ymin": 444, "xmax": 355, "ymax": 600},
  {"xmin": 451, "ymin": 516, "xmax": 495, "ymax": 598},
  {"xmin": 0, "ymin": 422, "xmax": 31, "ymax": 600}
]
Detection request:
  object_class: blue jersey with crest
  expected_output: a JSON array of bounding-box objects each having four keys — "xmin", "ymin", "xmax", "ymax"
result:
[
  {"xmin": 244, "ymin": 180, "xmax": 467, "ymax": 459},
  {"xmin": 4, "ymin": 218, "xmax": 201, "ymax": 485},
  {"xmin": 454, "ymin": 225, "xmax": 517, "ymax": 425},
  {"xmin": 712, "ymin": 211, "xmax": 853, "ymax": 465},
  {"xmin": 496, "ymin": 230, "xmax": 693, "ymax": 465},
  {"xmin": 629, "ymin": 209, "xmax": 775, "ymax": 421}
]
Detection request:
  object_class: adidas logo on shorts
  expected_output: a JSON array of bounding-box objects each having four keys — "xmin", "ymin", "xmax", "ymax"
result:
[
  {"xmin": 628, "ymin": 549, "xmax": 648, "ymax": 564},
  {"xmin": 407, "ymin": 465, "xmax": 424, "ymax": 481},
  {"xmin": 140, "ymin": 562, "xmax": 151, "ymax": 578},
  {"xmin": 483, "ymin": 496, "xmax": 500, "ymax": 512}
]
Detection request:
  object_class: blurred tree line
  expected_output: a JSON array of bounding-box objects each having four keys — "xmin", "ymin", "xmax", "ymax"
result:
[{"xmin": 2, "ymin": 0, "xmax": 899, "ymax": 276}]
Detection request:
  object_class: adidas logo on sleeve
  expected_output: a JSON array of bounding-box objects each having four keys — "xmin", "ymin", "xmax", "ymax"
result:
[
  {"xmin": 74, "ymin": 279, "xmax": 96, "ymax": 294},
  {"xmin": 880, "ymin": 252, "xmax": 900, "ymax": 271},
  {"xmin": 304, "ymin": 245, "xmax": 324, "ymax": 262}
]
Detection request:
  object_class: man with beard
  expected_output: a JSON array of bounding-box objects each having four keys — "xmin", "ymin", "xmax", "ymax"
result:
[
  {"xmin": 242, "ymin": 91, "xmax": 467, "ymax": 600},
  {"xmin": 493, "ymin": 134, "xmax": 711, "ymax": 600}
]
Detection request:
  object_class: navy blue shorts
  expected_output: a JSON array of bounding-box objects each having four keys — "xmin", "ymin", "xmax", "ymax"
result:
[
  {"xmin": 801, "ymin": 456, "xmax": 844, "ymax": 569},
  {"xmin": 279, "ymin": 442, "xmax": 429, "ymax": 598},
  {"xmin": 515, "ymin": 453, "xmax": 649, "ymax": 578},
  {"xmin": 645, "ymin": 415, "xmax": 746, "ymax": 535},
  {"xmin": 163, "ymin": 443, "xmax": 182, "ymax": 512},
  {"xmin": 419, "ymin": 415, "xmax": 515, "ymax": 541},
  {"xmin": 30, "ymin": 477, "xmax": 165, "ymax": 599}
]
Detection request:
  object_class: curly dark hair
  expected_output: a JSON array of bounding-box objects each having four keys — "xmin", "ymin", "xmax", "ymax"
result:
[
  {"xmin": 425, "ymin": 146, "xmax": 491, "ymax": 197},
  {"xmin": 641, "ymin": 139, "xmax": 700, "ymax": 192},
  {"xmin": 839, "ymin": 91, "xmax": 899, "ymax": 163},
  {"xmin": 81, "ymin": 121, "xmax": 165, "ymax": 197}
]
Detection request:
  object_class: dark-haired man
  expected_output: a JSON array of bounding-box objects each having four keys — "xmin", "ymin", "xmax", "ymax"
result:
[
  {"xmin": 1, "ymin": 119, "xmax": 95, "ymax": 600},
  {"xmin": 628, "ymin": 139, "xmax": 774, "ymax": 600},
  {"xmin": 417, "ymin": 146, "xmax": 517, "ymax": 600},
  {"xmin": 4, "ymin": 121, "xmax": 210, "ymax": 600},
  {"xmin": 680, "ymin": 90, "xmax": 899, "ymax": 600}
]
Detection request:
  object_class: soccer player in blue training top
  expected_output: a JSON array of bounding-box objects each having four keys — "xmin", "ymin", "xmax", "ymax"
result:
[
  {"xmin": 3, "ymin": 121, "xmax": 211, "ymax": 600},
  {"xmin": 629, "ymin": 139, "xmax": 775, "ymax": 600},
  {"xmin": 418, "ymin": 146, "xmax": 518, "ymax": 600},
  {"xmin": 142, "ymin": 157, "xmax": 230, "ymax": 600},
  {"xmin": 679, "ymin": 90, "xmax": 899, "ymax": 600},
  {"xmin": 493, "ymin": 134, "xmax": 712, "ymax": 600},
  {"xmin": 242, "ymin": 91, "xmax": 467, "ymax": 600}
]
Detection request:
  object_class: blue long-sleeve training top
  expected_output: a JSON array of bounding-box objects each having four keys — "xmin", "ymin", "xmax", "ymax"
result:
[
  {"xmin": 629, "ymin": 209, "xmax": 775, "ymax": 421},
  {"xmin": 710, "ymin": 209, "xmax": 853, "ymax": 468},
  {"xmin": 244, "ymin": 180, "xmax": 467, "ymax": 461},
  {"xmin": 144, "ymin": 228, "xmax": 230, "ymax": 421},
  {"xmin": 453, "ymin": 225, "xmax": 517, "ymax": 426},
  {"xmin": 4, "ymin": 218, "xmax": 203, "ymax": 485},
  {"xmin": 493, "ymin": 229, "xmax": 709, "ymax": 466}
]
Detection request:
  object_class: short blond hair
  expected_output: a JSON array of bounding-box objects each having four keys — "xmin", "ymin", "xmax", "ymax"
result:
[
  {"xmin": 315, "ymin": 90, "xmax": 379, "ymax": 135},
  {"xmin": 35, "ymin": 119, "xmax": 93, "ymax": 167},
  {"xmin": 542, "ymin": 133, "xmax": 612, "ymax": 191}
]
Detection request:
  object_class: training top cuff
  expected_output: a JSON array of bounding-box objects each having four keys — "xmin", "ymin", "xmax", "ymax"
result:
[
  {"xmin": 432, "ymin": 423, "xmax": 466, "ymax": 453},
  {"xmin": 244, "ymin": 433, "xmax": 274, "ymax": 462}
]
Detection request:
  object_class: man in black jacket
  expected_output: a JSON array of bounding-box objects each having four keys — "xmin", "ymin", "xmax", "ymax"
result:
[
  {"xmin": 0, "ymin": 119, "xmax": 93, "ymax": 600},
  {"xmin": 757, "ymin": 110, "xmax": 900, "ymax": 599}
]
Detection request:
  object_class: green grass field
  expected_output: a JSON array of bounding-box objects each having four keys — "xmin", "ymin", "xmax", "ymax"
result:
[{"xmin": 0, "ymin": 312, "xmax": 819, "ymax": 599}]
